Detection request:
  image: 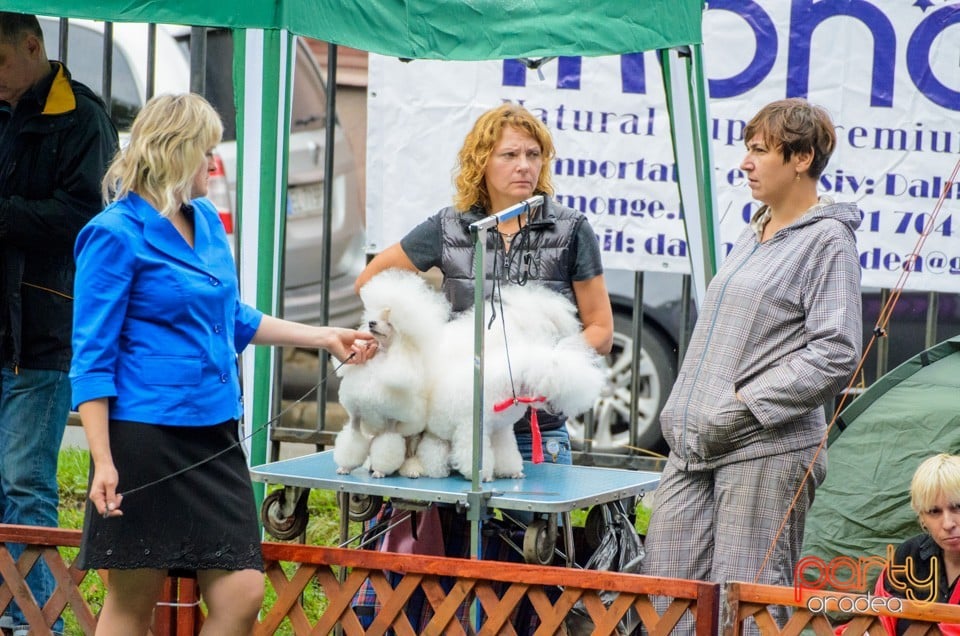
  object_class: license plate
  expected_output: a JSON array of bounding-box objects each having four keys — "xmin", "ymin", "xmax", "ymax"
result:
[{"xmin": 287, "ymin": 183, "xmax": 324, "ymax": 218}]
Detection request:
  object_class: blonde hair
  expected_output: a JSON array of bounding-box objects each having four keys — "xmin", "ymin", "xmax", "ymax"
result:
[
  {"xmin": 103, "ymin": 93, "xmax": 223, "ymax": 218},
  {"xmin": 910, "ymin": 453, "xmax": 960, "ymax": 516},
  {"xmin": 453, "ymin": 103, "xmax": 555, "ymax": 212}
]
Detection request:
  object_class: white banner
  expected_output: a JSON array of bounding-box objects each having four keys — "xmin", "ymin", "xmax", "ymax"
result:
[{"xmin": 366, "ymin": 0, "xmax": 960, "ymax": 293}]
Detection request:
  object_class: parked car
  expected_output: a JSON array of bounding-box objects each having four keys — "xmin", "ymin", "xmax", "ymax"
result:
[
  {"xmin": 564, "ymin": 270, "xmax": 682, "ymax": 453},
  {"xmin": 38, "ymin": 18, "xmax": 366, "ymax": 330},
  {"xmin": 568, "ymin": 268, "xmax": 960, "ymax": 455}
]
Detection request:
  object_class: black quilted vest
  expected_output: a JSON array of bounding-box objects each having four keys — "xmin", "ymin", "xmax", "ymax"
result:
[{"xmin": 437, "ymin": 197, "xmax": 583, "ymax": 313}]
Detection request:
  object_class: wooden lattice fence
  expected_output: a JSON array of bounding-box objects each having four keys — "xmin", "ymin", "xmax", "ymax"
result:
[
  {"xmin": 0, "ymin": 524, "xmax": 718, "ymax": 635},
  {"xmin": 14, "ymin": 525, "xmax": 960, "ymax": 635},
  {"xmin": 725, "ymin": 581, "xmax": 960, "ymax": 635}
]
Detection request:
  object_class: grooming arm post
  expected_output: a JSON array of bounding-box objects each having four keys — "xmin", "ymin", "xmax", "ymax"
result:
[
  {"xmin": 468, "ymin": 223, "xmax": 486, "ymax": 561},
  {"xmin": 466, "ymin": 195, "xmax": 545, "ymax": 560}
]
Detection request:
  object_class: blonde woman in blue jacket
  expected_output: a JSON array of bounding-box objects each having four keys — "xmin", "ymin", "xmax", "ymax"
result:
[{"xmin": 70, "ymin": 93, "xmax": 374, "ymax": 635}]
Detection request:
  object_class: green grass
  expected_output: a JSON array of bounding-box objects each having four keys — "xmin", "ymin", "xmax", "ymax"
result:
[{"xmin": 55, "ymin": 448, "xmax": 100, "ymax": 635}]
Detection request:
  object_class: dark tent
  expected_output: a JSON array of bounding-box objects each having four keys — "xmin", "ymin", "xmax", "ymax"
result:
[{"xmin": 803, "ymin": 335, "xmax": 960, "ymax": 567}]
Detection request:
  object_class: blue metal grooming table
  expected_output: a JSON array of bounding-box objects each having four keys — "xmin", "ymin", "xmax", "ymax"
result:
[
  {"xmin": 250, "ymin": 449, "xmax": 659, "ymax": 514},
  {"xmin": 251, "ymin": 450, "xmax": 659, "ymax": 565}
]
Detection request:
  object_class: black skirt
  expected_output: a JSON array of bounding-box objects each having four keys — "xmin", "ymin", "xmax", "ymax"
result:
[{"xmin": 77, "ymin": 419, "xmax": 264, "ymax": 572}]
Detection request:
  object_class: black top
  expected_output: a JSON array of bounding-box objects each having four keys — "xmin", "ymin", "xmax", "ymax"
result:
[
  {"xmin": 884, "ymin": 533, "xmax": 960, "ymax": 635},
  {"xmin": 400, "ymin": 203, "xmax": 603, "ymax": 287}
]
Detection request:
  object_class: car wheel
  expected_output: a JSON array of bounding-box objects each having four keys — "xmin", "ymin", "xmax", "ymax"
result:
[{"xmin": 566, "ymin": 314, "xmax": 677, "ymax": 452}]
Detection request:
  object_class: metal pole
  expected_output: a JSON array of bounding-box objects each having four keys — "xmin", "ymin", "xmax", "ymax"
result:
[
  {"xmin": 628, "ymin": 272, "xmax": 644, "ymax": 454},
  {"xmin": 925, "ymin": 291, "xmax": 939, "ymax": 349},
  {"xmin": 468, "ymin": 223, "xmax": 486, "ymax": 560},
  {"xmin": 466, "ymin": 195, "xmax": 543, "ymax": 559},
  {"xmin": 101, "ymin": 23, "xmax": 113, "ymax": 111},
  {"xmin": 189, "ymin": 27, "xmax": 207, "ymax": 95},
  {"xmin": 317, "ymin": 43, "xmax": 338, "ymax": 442},
  {"xmin": 678, "ymin": 274, "xmax": 692, "ymax": 363},
  {"xmin": 57, "ymin": 18, "xmax": 68, "ymax": 64},
  {"xmin": 876, "ymin": 288, "xmax": 891, "ymax": 379},
  {"xmin": 145, "ymin": 24, "xmax": 156, "ymax": 100}
]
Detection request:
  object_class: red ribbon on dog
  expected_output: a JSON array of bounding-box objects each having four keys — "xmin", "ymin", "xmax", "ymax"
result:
[{"xmin": 493, "ymin": 396, "xmax": 547, "ymax": 464}]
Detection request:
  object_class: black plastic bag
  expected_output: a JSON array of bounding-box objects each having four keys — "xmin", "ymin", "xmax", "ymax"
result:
[{"xmin": 568, "ymin": 500, "xmax": 645, "ymax": 635}]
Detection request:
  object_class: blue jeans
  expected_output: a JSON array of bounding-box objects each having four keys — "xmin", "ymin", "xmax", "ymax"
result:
[
  {"xmin": 0, "ymin": 366, "xmax": 70, "ymax": 632},
  {"xmin": 513, "ymin": 427, "xmax": 571, "ymax": 527},
  {"xmin": 514, "ymin": 427, "xmax": 572, "ymax": 466}
]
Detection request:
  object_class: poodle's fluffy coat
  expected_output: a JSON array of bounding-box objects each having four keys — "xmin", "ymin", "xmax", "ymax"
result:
[
  {"xmin": 419, "ymin": 284, "xmax": 605, "ymax": 481},
  {"xmin": 333, "ymin": 269, "xmax": 449, "ymax": 477},
  {"xmin": 334, "ymin": 269, "xmax": 605, "ymax": 481}
]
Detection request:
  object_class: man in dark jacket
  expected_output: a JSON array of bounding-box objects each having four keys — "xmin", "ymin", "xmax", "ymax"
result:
[{"xmin": 0, "ymin": 12, "xmax": 117, "ymax": 634}]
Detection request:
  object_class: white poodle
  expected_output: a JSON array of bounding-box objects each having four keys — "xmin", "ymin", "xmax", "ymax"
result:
[
  {"xmin": 418, "ymin": 283, "xmax": 606, "ymax": 482},
  {"xmin": 333, "ymin": 269, "xmax": 450, "ymax": 478}
]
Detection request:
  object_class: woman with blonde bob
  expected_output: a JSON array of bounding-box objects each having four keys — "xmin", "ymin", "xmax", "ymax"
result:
[
  {"xmin": 835, "ymin": 454, "xmax": 960, "ymax": 635},
  {"xmin": 70, "ymin": 93, "xmax": 373, "ymax": 635}
]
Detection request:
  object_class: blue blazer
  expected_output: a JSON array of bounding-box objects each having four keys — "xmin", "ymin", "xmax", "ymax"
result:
[{"xmin": 70, "ymin": 193, "xmax": 263, "ymax": 426}]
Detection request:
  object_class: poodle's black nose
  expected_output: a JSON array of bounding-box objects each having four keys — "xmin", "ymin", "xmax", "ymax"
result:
[{"xmin": 368, "ymin": 320, "xmax": 377, "ymax": 330}]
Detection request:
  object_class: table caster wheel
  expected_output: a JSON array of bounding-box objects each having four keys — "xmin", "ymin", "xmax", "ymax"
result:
[
  {"xmin": 261, "ymin": 488, "xmax": 309, "ymax": 540},
  {"xmin": 584, "ymin": 504, "xmax": 607, "ymax": 552},
  {"xmin": 348, "ymin": 493, "xmax": 383, "ymax": 522},
  {"xmin": 523, "ymin": 517, "xmax": 557, "ymax": 565}
]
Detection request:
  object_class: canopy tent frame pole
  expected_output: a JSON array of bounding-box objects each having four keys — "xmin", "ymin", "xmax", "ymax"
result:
[
  {"xmin": 660, "ymin": 44, "xmax": 720, "ymax": 307},
  {"xmin": 617, "ymin": 44, "xmax": 718, "ymax": 451},
  {"xmin": 236, "ymin": 28, "xmax": 294, "ymax": 508}
]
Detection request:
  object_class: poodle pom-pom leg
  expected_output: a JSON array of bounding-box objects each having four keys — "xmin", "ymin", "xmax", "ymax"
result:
[
  {"xmin": 333, "ymin": 423, "xmax": 371, "ymax": 474},
  {"xmin": 450, "ymin": 426, "xmax": 494, "ymax": 482},
  {"xmin": 490, "ymin": 427, "xmax": 525, "ymax": 479},
  {"xmin": 415, "ymin": 433, "xmax": 452, "ymax": 478},
  {"xmin": 399, "ymin": 454, "xmax": 425, "ymax": 478},
  {"xmin": 369, "ymin": 431, "xmax": 406, "ymax": 478},
  {"xmin": 398, "ymin": 433, "xmax": 425, "ymax": 478}
]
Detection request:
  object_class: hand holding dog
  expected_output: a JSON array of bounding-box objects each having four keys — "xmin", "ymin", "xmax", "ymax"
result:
[
  {"xmin": 322, "ymin": 326, "xmax": 378, "ymax": 363},
  {"xmin": 251, "ymin": 315, "xmax": 375, "ymax": 363}
]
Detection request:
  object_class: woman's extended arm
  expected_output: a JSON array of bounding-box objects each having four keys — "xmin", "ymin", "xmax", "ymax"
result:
[{"xmin": 250, "ymin": 317, "xmax": 375, "ymax": 363}]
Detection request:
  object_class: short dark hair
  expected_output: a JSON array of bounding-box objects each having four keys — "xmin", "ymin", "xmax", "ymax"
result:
[
  {"xmin": 743, "ymin": 98, "xmax": 837, "ymax": 179},
  {"xmin": 0, "ymin": 12, "xmax": 43, "ymax": 45}
]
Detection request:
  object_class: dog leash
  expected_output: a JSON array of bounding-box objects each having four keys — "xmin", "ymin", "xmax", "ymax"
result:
[{"xmin": 111, "ymin": 353, "xmax": 355, "ymax": 505}]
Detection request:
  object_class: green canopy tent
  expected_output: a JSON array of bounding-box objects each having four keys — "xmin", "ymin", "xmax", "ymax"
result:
[
  {"xmin": 803, "ymin": 335, "xmax": 960, "ymax": 570},
  {"xmin": 1, "ymin": 2, "xmax": 703, "ymax": 57},
  {"xmin": 0, "ymin": 1, "xmax": 716, "ymax": 510}
]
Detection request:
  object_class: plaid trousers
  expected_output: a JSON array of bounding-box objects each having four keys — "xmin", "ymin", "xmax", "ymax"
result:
[{"xmin": 642, "ymin": 446, "xmax": 827, "ymax": 635}]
